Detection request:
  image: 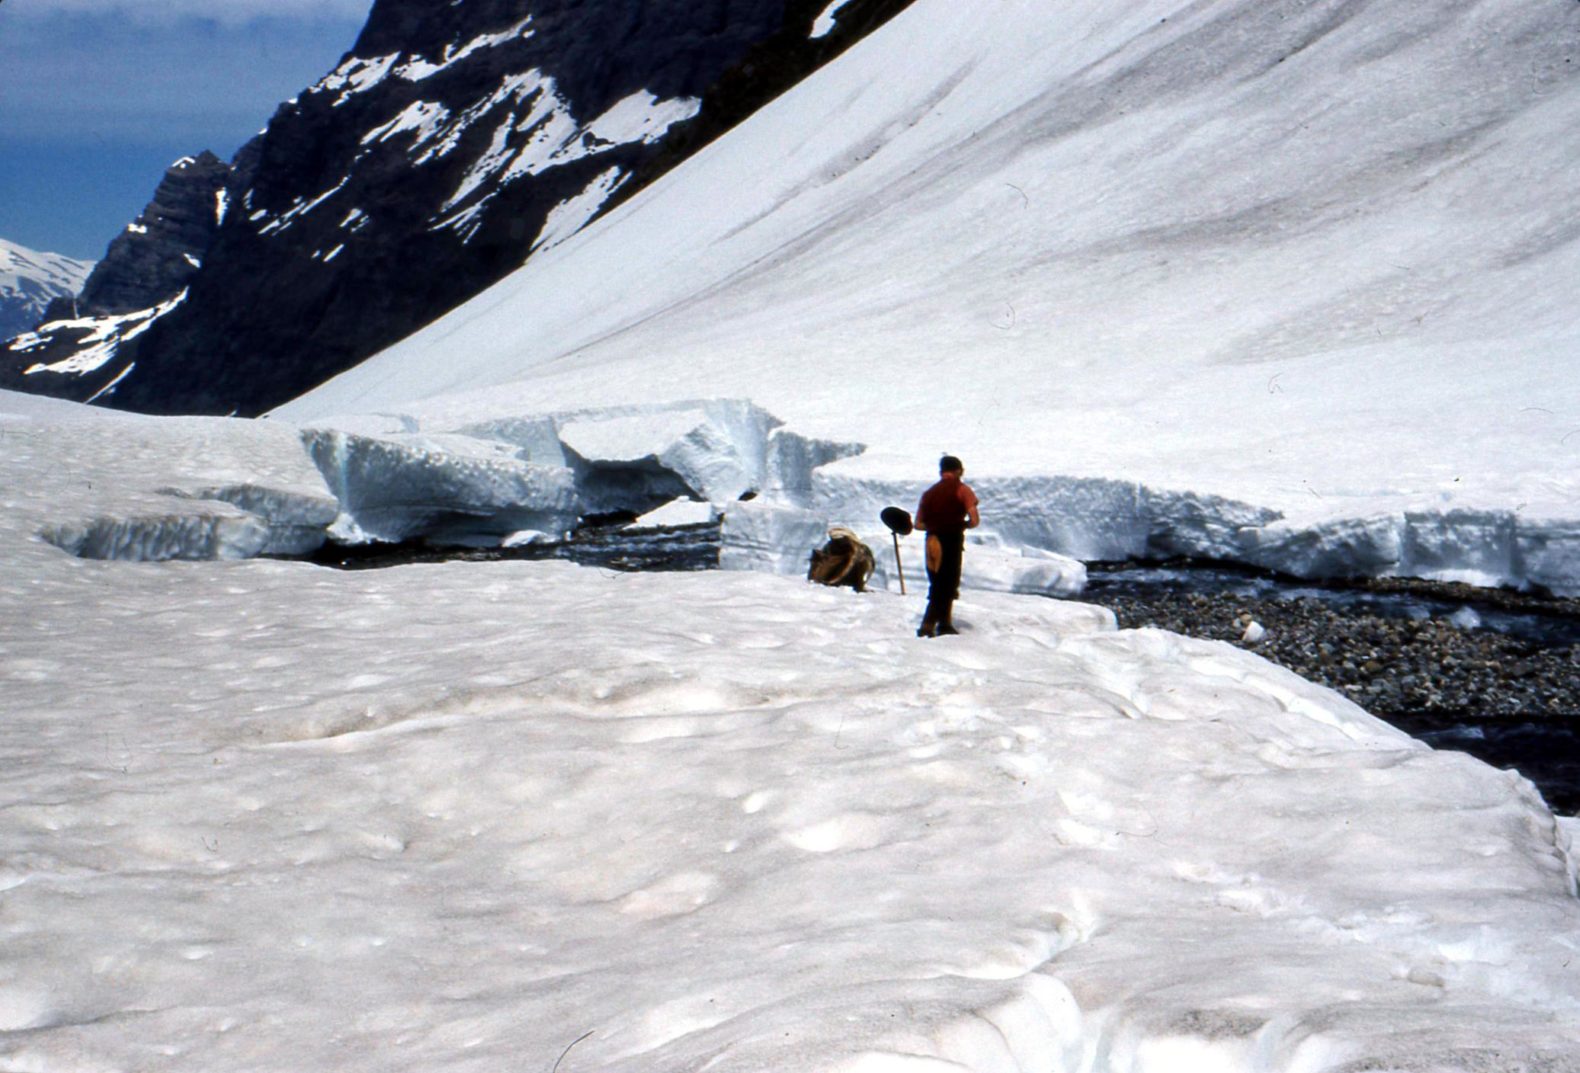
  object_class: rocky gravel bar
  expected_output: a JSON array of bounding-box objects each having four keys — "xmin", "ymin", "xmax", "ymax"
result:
[{"xmin": 1082, "ymin": 564, "xmax": 1580, "ymax": 812}]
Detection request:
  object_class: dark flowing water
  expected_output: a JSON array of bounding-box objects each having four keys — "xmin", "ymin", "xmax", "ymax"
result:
[{"xmin": 302, "ymin": 519, "xmax": 721, "ymax": 573}]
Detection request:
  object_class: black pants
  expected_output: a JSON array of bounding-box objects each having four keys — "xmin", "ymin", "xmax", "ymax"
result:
[{"xmin": 923, "ymin": 529, "xmax": 965, "ymax": 628}]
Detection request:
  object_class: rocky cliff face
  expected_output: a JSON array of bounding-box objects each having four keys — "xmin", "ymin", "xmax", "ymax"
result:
[
  {"xmin": 1, "ymin": 0, "xmax": 915, "ymax": 416},
  {"xmin": 66, "ymin": 151, "xmax": 232, "ymax": 319}
]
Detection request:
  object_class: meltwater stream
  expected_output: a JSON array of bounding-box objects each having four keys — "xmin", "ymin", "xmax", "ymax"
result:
[{"xmin": 302, "ymin": 517, "xmax": 723, "ymax": 573}]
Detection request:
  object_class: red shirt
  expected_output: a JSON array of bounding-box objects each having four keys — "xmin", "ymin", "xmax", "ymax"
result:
[{"xmin": 916, "ymin": 475, "xmax": 979, "ymax": 535}]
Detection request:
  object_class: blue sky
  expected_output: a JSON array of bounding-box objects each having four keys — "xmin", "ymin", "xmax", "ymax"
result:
[{"xmin": 0, "ymin": 0, "xmax": 375, "ymax": 260}]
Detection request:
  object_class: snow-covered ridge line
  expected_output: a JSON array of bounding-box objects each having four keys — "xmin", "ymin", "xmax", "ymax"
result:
[
  {"xmin": 312, "ymin": 19, "xmax": 540, "ymax": 102},
  {"xmin": 0, "ymin": 237, "xmax": 96, "ymax": 342},
  {"xmin": 0, "ymin": 238, "xmax": 94, "ymax": 302}
]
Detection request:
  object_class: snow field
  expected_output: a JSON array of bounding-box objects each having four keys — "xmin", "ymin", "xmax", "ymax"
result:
[
  {"xmin": 3, "ymin": 396, "xmax": 1580, "ymax": 1069},
  {"xmin": 7, "ymin": 1, "xmax": 1580, "ymax": 1066},
  {"xmin": 0, "ymin": 238, "xmax": 93, "ymax": 300},
  {"xmin": 4, "ymin": 552, "xmax": 1578, "ymax": 1070}
]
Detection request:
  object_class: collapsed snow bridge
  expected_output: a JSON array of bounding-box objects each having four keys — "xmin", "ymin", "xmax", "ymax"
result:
[{"xmin": 38, "ymin": 400, "xmax": 1580, "ymax": 599}]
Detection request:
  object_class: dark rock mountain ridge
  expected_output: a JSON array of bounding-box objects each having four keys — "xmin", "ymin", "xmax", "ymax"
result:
[
  {"xmin": 46, "ymin": 153, "xmax": 230, "ymax": 322},
  {"xmin": 1, "ymin": 0, "xmax": 917, "ymax": 416},
  {"xmin": 4, "ymin": 154, "xmax": 228, "ymax": 397}
]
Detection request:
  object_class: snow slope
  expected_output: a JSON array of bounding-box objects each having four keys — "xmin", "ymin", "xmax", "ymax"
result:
[
  {"xmin": 2, "ymin": 394, "xmax": 1578, "ymax": 1070},
  {"xmin": 279, "ymin": 0, "xmax": 1580, "ymax": 593},
  {"xmin": 0, "ymin": 237, "xmax": 93, "ymax": 340}
]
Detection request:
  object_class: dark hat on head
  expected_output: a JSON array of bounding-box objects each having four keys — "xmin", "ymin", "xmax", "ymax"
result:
[{"xmin": 939, "ymin": 454, "xmax": 963, "ymax": 474}]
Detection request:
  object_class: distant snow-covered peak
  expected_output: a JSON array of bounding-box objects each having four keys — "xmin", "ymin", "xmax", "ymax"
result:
[
  {"xmin": 0, "ymin": 237, "xmax": 93, "ymax": 298},
  {"xmin": 0, "ymin": 237, "xmax": 95, "ymax": 341}
]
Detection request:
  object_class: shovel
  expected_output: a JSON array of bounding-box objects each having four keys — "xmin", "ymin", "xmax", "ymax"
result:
[{"xmin": 879, "ymin": 506, "xmax": 913, "ymax": 595}]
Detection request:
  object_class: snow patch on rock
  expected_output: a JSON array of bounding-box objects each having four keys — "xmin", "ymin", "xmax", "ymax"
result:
[
  {"xmin": 257, "ymin": 181, "xmax": 350, "ymax": 237},
  {"xmin": 419, "ymin": 73, "xmax": 699, "ymax": 240},
  {"xmin": 361, "ymin": 100, "xmax": 453, "ymax": 148},
  {"xmin": 395, "ymin": 16, "xmax": 536, "ymax": 82},
  {"xmin": 581, "ymin": 90, "xmax": 702, "ymax": 151},
  {"xmin": 15, "ymin": 289, "xmax": 189, "ymax": 379},
  {"xmin": 811, "ymin": 0, "xmax": 858, "ymax": 40},
  {"xmin": 313, "ymin": 53, "xmax": 399, "ymax": 108}
]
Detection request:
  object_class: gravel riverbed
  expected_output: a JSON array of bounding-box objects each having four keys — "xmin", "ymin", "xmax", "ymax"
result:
[
  {"xmin": 1097, "ymin": 587, "xmax": 1580, "ymax": 718},
  {"xmin": 1084, "ymin": 570, "xmax": 1580, "ymax": 813}
]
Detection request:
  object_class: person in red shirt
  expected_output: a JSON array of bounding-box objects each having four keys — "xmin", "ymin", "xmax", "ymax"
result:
[{"xmin": 913, "ymin": 454, "xmax": 979, "ymax": 637}]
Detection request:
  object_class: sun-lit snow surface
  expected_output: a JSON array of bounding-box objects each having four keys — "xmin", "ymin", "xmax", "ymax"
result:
[
  {"xmin": 278, "ymin": 0, "xmax": 1580, "ymax": 595},
  {"xmin": 2, "ymin": 392, "xmax": 1579, "ymax": 1070},
  {"xmin": 9, "ymin": 1, "xmax": 1580, "ymax": 1062}
]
